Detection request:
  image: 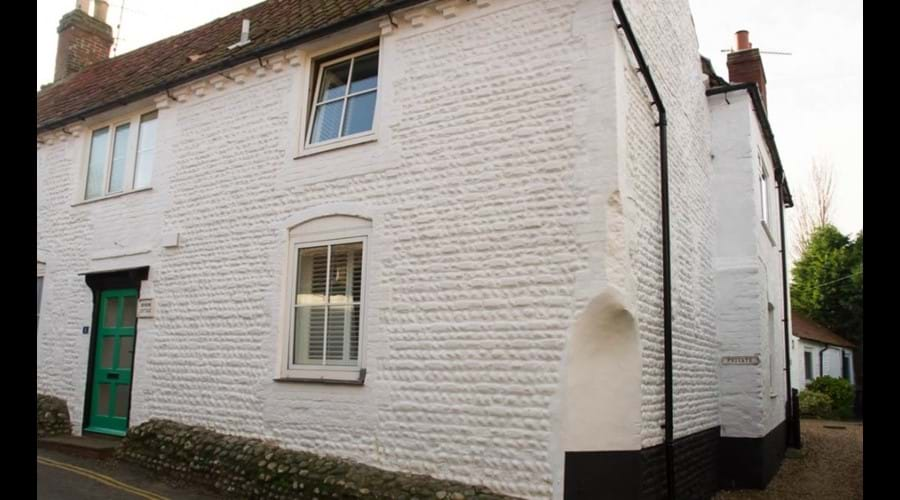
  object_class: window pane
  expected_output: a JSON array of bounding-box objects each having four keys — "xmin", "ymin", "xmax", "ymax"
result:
[
  {"xmin": 342, "ymin": 92, "xmax": 376, "ymax": 136},
  {"xmin": 349, "ymin": 53, "xmax": 378, "ymax": 94},
  {"xmin": 134, "ymin": 112, "xmax": 158, "ymax": 189},
  {"xmin": 296, "ymin": 246, "xmax": 328, "ymax": 305},
  {"xmin": 97, "ymin": 384, "xmax": 111, "ymax": 416},
  {"xmin": 122, "ymin": 296, "xmax": 137, "ymax": 327},
  {"xmin": 310, "ymin": 101, "xmax": 344, "ymax": 144},
  {"xmin": 104, "ymin": 297, "xmax": 119, "ymax": 327},
  {"xmin": 350, "ymin": 304, "xmax": 360, "ymax": 361},
  {"xmin": 329, "ymin": 243, "xmax": 363, "ymax": 303},
  {"xmin": 85, "ymin": 127, "xmax": 109, "ymax": 199},
  {"xmin": 118, "ymin": 336, "xmax": 134, "ymax": 369},
  {"xmin": 294, "ymin": 306, "xmax": 326, "ymax": 364},
  {"xmin": 107, "ymin": 123, "xmax": 130, "ymax": 194},
  {"xmin": 114, "ymin": 384, "xmax": 130, "ymax": 418},
  {"xmin": 101, "ymin": 337, "xmax": 115, "ymax": 369},
  {"xmin": 325, "ymin": 305, "xmax": 358, "ymax": 365},
  {"xmin": 318, "ymin": 60, "xmax": 351, "ymax": 101}
]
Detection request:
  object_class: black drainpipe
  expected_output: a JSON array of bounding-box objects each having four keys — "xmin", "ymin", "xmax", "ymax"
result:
[
  {"xmin": 611, "ymin": 2, "xmax": 675, "ymax": 498},
  {"xmin": 776, "ymin": 176, "xmax": 796, "ymax": 446}
]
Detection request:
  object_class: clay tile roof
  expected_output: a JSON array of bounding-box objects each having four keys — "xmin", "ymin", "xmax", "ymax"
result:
[
  {"xmin": 37, "ymin": 0, "xmax": 425, "ymax": 133},
  {"xmin": 791, "ymin": 311, "xmax": 855, "ymax": 349}
]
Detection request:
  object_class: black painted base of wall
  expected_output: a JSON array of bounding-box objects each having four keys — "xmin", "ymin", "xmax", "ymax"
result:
[
  {"xmin": 564, "ymin": 426, "xmax": 720, "ymax": 500},
  {"xmin": 718, "ymin": 420, "xmax": 786, "ymax": 490},
  {"xmin": 564, "ymin": 421, "xmax": 787, "ymax": 499}
]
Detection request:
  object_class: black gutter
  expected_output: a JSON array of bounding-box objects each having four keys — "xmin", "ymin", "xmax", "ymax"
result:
[
  {"xmin": 611, "ymin": 2, "xmax": 675, "ymax": 498},
  {"xmin": 707, "ymin": 82, "xmax": 797, "ymax": 448},
  {"xmin": 37, "ymin": 0, "xmax": 430, "ymax": 135}
]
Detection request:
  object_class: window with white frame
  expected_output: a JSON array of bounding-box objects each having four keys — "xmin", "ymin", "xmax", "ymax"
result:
[
  {"xmin": 758, "ymin": 154, "xmax": 770, "ymax": 227},
  {"xmin": 306, "ymin": 46, "xmax": 379, "ymax": 146},
  {"xmin": 84, "ymin": 110, "xmax": 158, "ymax": 200},
  {"xmin": 282, "ymin": 215, "xmax": 370, "ymax": 381}
]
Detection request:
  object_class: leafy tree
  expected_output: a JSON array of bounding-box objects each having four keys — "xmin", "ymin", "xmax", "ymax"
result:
[{"xmin": 790, "ymin": 224, "xmax": 863, "ymax": 346}]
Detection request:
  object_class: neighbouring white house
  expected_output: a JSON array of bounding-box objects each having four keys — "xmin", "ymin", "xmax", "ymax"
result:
[
  {"xmin": 36, "ymin": 1, "xmax": 795, "ymax": 498},
  {"xmin": 791, "ymin": 311, "xmax": 856, "ymax": 390}
]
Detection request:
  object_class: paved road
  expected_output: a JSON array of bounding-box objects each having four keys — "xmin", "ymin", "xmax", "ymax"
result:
[{"xmin": 37, "ymin": 449, "xmax": 217, "ymax": 500}]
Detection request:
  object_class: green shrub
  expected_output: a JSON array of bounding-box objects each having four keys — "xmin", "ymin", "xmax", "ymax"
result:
[
  {"xmin": 807, "ymin": 376, "xmax": 854, "ymax": 418},
  {"xmin": 799, "ymin": 390, "xmax": 833, "ymax": 418}
]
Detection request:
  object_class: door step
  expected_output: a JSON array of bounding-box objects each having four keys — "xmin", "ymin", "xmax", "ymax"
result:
[{"xmin": 37, "ymin": 434, "xmax": 122, "ymax": 460}]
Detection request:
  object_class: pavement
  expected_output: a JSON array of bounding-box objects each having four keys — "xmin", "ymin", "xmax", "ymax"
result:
[{"xmin": 37, "ymin": 448, "xmax": 218, "ymax": 500}]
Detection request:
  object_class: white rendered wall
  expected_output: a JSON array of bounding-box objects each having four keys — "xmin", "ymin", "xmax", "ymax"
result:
[
  {"xmin": 792, "ymin": 338, "xmax": 854, "ymax": 390},
  {"xmin": 709, "ymin": 91, "xmax": 788, "ymax": 439},
  {"xmin": 36, "ymin": 1, "xmax": 634, "ymax": 498}
]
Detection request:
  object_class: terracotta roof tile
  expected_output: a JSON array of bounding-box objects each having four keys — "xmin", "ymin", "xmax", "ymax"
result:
[
  {"xmin": 37, "ymin": 0, "xmax": 424, "ymax": 133},
  {"xmin": 792, "ymin": 311, "xmax": 855, "ymax": 348}
]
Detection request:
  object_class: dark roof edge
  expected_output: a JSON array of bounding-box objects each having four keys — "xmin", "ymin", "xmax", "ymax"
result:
[
  {"xmin": 792, "ymin": 330, "xmax": 855, "ymax": 349},
  {"xmin": 706, "ymin": 82, "xmax": 793, "ymax": 207},
  {"xmin": 37, "ymin": 0, "xmax": 430, "ymax": 135}
]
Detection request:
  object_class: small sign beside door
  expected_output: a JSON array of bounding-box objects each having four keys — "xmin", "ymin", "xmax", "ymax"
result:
[
  {"xmin": 722, "ymin": 355, "xmax": 760, "ymax": 366},
  {"xmin": 137, "ymin": 298, "xmax": 155, "ymax": 318}
]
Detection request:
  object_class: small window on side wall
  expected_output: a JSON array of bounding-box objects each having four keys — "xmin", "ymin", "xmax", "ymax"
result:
[
  {"xmin": 306, "ymin": 46, "xmax": 379, "ymax": 147},
  {"xmin": 282, "ymin": 215, "xmax": 371, "ymax": 382},
  {"xmin": 84, "ymin": 111, "xmax": 158, "ymax": 200}
]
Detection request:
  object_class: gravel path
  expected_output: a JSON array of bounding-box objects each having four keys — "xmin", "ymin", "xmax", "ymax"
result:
[{"xmin": 715, "ymin": 419, "xmax": 862, "ymax": 500}]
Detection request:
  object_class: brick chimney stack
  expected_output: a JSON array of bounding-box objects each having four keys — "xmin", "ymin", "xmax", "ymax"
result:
[
  {"xmin": 54, "ymin": 0, "xmax": 113, "ymax": 82},
  {"xmin": 727, "ymin": 30, "xmax": 767, "ymax": 109}
]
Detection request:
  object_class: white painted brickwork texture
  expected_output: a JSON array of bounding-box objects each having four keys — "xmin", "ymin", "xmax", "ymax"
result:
[
  {"xmin": 618, "ymin": 0, "xmax": 720, "ymax": 447},
  {"xmin": 709, "ymin": 91, "xmax": 788, "ymax": 438},
  {"xmin": 37, "ymin": 0, "xmax": 721, "ymax": 497}
]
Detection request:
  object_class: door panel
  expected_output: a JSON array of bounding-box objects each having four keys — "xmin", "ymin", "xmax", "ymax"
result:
[{"xmin": 85, "ymin": 288, "xmax": 137, "ymax": 436}]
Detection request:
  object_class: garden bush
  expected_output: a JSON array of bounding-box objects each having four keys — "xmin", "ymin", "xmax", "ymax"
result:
[
  {"xmin": 807, "ymin": 376, "xmax": 855, "ymax": 418},
  {"xmin": 799, "ymin": 390, "xmax": 833, "ymax": 418}
]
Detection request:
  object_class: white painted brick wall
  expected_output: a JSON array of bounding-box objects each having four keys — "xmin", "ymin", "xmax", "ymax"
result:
[
  {"xmin": 37, "ymin": 0, "xmax": 722, "ymax": 497},
  {"xmin": 709, "ymin": 90, "xmax": 788, "ymax": 438},
  {"xmin": 616, "ymin": 0, "xmax": 720, "ymax": 447}
]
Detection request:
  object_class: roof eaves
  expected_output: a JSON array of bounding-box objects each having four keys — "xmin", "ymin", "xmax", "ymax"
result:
[{"xmin": 37, "ymin": 0, "xmax": 430, "ymax": 135}]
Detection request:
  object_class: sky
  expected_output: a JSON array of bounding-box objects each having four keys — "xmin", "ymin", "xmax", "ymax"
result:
[{"xmin": 37, "ymin": 0, "xmax": 862, "ymax": 257}]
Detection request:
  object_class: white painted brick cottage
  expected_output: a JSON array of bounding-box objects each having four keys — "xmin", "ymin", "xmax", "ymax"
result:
[{"xmin": 37, "ymin": 1, "xmax": 796, "ymax": 498}]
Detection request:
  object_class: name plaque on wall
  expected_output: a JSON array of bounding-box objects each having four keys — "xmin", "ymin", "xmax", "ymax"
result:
[
  {"xmin": 721, "ymin": 355, "xmax": 760, "ymax": 366},
  {"xmin": 137, "ymin": 298, "xmax": 155, "ymax": 318}
]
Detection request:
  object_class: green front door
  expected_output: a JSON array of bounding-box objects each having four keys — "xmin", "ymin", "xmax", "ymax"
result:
[{"xmin": 85, "ymin": 288, "xmax": 138, "ymax": 436}]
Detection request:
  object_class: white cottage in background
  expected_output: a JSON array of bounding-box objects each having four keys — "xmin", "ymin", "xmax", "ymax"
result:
[
  {"xmin": 790, "ymin": 311, "xmax": 855, "ymax": 390},
  {"xmin": 37, "ymin": 0, "xmax": 795, "ymax": 498}
]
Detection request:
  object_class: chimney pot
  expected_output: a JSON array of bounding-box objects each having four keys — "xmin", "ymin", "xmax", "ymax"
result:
[
  {"xmin": 735, "ymin": 30, "xmax": 751, "ymax": 51},
  {"xmin": 93, "ymin": 0, "xmax": 109, "ymax": 23},
  {"xmin": 727, "ymin": 29, "xmax": 767, "ymax": 109}
]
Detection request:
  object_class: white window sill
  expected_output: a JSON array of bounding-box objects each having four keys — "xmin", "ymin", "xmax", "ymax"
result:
[
  {"xmin": 72, "ymin": 187, "xmax": 153, "ymax": 206},
  {"xmin": 276, "ymin": 367, "xmax": 366, "ymax": 385},
  {"xmin": 295, "ymin": 133, "xmax": 376, "ymax": 159}
]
